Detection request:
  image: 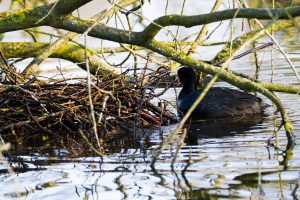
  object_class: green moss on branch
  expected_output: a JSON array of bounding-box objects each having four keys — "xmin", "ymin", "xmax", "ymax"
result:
[
  {"xmin": 140, "ymin": 7, "xmax": 300, "ymax": 40},
  {"xmin": 0, "ymin": 42, "xmax": 118, "ymax": 75},
  {"xmin": 1, "ymin": 4, "xmax": 300, "ymax": 45}
]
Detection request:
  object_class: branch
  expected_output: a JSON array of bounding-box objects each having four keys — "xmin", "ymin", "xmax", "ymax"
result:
[
  {"xmin": 140, "ymin": 7, "xmax": 300, "ymax": 40},
  {"xmin": 0, "ymin": 0, "xmax": 97, "ymax": 32},
  {"xmin": 145, "ymin": 39, "xmax": 294, "ymax": 140},
  {"xmin": 1, "ymin": 5, "xmax": 300, "ymax": 45},
  {"xmin": 2, "ymin": 42, "xmax": 300, "ymax": 94},
  {"xmin": 54, "ymin": 0, "xmax": 93, "ymax": 15},
  {"xmin": 187, "ymin": 0, "xmax": 223, "ymax": 56},
  {"xmin": 23, "ymin": 0, "xmax": 138, "ymax": 75},
  {"xmin": 212, "ymin": 20, "xmax": 298, "ymax": 62},
  {"xmin": 0, "ymin": 42, "xmax": 118, "ymax": 75},
  {"xmin": 0, "ymin": 1, "xmax": 298, "ymax": 142},
  {"xmin": 48, "ymin": 16, "xmax": 141, "ymax": 44}
]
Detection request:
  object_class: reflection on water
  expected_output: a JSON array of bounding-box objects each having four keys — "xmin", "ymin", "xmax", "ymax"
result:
[
  {"xmin": 0, "ymin": 86, "xmax": 299, "ymax": 199},
  {"xmin": 185, "ymin": 115, "xmax": 266, "ymax": 144},
  {"xmin": 1, "ymin": 1, "xmax": 300, "ymax": 200}
]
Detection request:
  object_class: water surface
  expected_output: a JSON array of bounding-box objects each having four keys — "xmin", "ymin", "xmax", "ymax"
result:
[{"xmin": 0, "ymin": 0, "xmax": 300, "ymax": 199}]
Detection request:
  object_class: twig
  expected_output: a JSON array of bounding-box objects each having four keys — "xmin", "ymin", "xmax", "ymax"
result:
[{"xmin": 212, "ymin": 42, "xmax": 274, "ymax": 66}]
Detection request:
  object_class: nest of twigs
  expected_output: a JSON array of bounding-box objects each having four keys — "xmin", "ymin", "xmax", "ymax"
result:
[{"xmin": 0, "ymin": 67, "xmax": 178, "ymax": 145}]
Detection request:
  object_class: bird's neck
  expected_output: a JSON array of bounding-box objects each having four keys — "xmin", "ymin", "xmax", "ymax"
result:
[{"xmin": 180, "ymin": 80, "xmax": 196, "ymax": 97}]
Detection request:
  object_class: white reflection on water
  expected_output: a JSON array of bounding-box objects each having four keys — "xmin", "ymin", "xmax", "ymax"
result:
[
  {"xmin": 0, "ymin": 102, "xmax": 299, "ymax": 200},
  {"xmin": 0, "ymin": 0, "xmax": 300, "ymax": 199}
]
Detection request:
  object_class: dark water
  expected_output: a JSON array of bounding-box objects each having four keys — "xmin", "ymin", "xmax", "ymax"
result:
[{"xmin": 1, "ymin": 1, "xmax": 300, "ymax": 200}]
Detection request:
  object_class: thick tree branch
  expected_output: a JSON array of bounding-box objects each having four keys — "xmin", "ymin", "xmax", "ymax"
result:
[
  {"xmin": 4, "ymin": 42, "xmax": 299, "ymax": 94},
  {"xmin": 47, "ymin": 7, "xmax": 300, "ymax": 44},
  {"xmin": 140, "ymin": 7, "xmax": 300, "ymax": 40},
  {"xmin": 54, "ymin": 0, "xmax": 93, "ymax": 15},
  {"xmin": 0, "ymin": 6, "xmax": 51, "ymax": 32},
  {"xmin": 1, "ymin": 5, "xmax": 300, "ymax": 44},
  {"xmin": 48, "ymin": 16, "xmax": 142, "ymax": 44},
  {"xmin": 0, "ymin": 42, "xmax": 118, "ymax": 75}
]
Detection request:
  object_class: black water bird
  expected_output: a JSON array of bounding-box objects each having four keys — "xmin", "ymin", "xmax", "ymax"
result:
[{"xmin": 177, "ymin": 66, "xmax": 265, "ymax": 119}]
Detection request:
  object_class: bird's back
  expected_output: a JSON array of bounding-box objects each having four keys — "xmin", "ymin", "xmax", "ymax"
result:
[{"xmin": 178, "ymin": 87, "xmax": 263, "ymax": 119}]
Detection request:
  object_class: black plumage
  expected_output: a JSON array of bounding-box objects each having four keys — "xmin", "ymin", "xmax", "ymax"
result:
[{"xmin": 177, "ymin": 66, "xmax": 264, "ymax": 118}]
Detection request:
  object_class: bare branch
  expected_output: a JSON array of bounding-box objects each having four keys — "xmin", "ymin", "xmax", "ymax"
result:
[
  {"xmin": 140, "ymin": 7, "xmax": 300, "ymax": 40},
  {"xmin": 54, "ymin": 0, "xmax": 93, "ymax": 15},
  {"xmin": 1, "ymin": 5, "xmax": 300, "ymax": 45}
]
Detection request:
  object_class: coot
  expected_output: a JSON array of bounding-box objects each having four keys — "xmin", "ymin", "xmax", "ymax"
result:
[{"xmin": 177, "ymin": 66, "xmax": 264, "ymax": 118}]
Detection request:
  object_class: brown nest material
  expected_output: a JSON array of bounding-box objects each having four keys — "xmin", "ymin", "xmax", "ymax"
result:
[{"xmin": 0, "ymin": 69, "xmax": 178, "ymax": 142}]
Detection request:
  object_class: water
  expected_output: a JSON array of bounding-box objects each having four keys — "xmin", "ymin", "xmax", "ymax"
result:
[
  {"xmin": 1, "ymin": 84, "xmax": 299, "ymax": 199},
  {"xmin": 1, "ymin": 0, "xmax": 300, "ymax": 199}
]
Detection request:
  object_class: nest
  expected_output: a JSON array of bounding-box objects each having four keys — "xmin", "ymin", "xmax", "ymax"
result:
[{"xmin": 0, "ymin": 67, "xmax": 178, "ymax": 146}]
